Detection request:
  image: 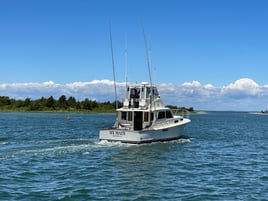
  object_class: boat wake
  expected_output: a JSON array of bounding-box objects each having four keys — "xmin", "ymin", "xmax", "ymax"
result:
[
  {"xmin": 97, "ymin": 139, "xmax": 136, "ymax": 147},
  {"xmin": 1, "ymin": 136, "xmax": 194, "ymax": 160},
  {"xmin": 98, "ymin": 137, "xmax": 193, "ymax": 146},
  {"xmin": 0, "ymin": 138, "xmax": 100, "ymax": 159},
  {"xmin": 172, "ymin": 138, "xmax": 193, "ymax": 144}
]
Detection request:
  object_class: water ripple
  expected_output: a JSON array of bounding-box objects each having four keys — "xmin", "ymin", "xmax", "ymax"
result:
[{"xmin": 1, "ymin": 112, "xmax": 268, "ymax": 200}]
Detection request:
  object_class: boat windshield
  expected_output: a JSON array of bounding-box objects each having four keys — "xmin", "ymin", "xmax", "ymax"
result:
[{"xmin": 157, "ymin": 110, "xmax": 173, "ymax": 119}]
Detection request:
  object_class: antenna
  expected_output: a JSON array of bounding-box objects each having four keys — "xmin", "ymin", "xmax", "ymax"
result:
[
  {"xmin": 109, "ymin": 23, "xmax": 118, "ymax": 109},
  {"xmin": 142, "ymin": 26, "xmax": 153, "ymax": 86}
]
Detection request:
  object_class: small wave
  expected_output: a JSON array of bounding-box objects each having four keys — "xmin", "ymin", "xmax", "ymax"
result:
[
  {"xmin": 97, "ymin": 140, "xmax": 136, "ymax": 147},
  {"xmin": 176, "ymin": 138, "xmax": 193, "ymax": 144},
  {"xmin": 148, "ymin": 138, "xmax": 193, "ymax": 145},
  {"xmin": 0, "ymin": 136, "xmax": 10, "ymax": 145},
  {"xmin": 0, "ymin": 141, "xmax": 8, "ymax": 145}
]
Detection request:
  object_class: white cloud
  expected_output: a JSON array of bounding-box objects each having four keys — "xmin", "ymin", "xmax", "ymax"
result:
[
  {"xmin": 204, "ymin": 84, "xmax": 215, "ymax": 89},
  {"xmin": 182, "ymin": 80, "xmax": 202, "ymax": 88},
  {"xmin": 222, "ymin": 78, "xmax": 260, "ymax": 97},
  {"xmin": 1, "ymin": 78, "xmax": 268, "ymax": 111}
]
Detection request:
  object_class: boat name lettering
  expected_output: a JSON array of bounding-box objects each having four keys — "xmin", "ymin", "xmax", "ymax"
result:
[{"xmin": 110, "ymin": 131, "xmax": 126, "ymax": 136}]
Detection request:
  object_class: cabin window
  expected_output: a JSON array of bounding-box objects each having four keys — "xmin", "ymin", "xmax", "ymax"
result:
[
  {"xmin": 128, "ymin": 111, "xmax": 132, "ymax": 121},
  {"xmin": 152, "ymin": 88, "xmax": 157, "ymax": 96},
  {"xmin": 140, "ymin": 87, "xmax": 145, "ymax": 99},
  {"xmin": 158, "ymin": 111, "xmax": 165, "ymax": 119},
  {"xmin": 166, "ymin": 111, "xmax": 173, "ymax": 118},
  {"xmin": 146, "ymin": 87, "xmax": 151, "ymax": 98},
  {"xmin": 121, "ymin": 112, "xmax": 127, "ymax": 120},
  {"xmin": 144, "ymin": 112, "xmax": 149, "ymax": 122},
  {"xmin": 155, "ymin": 88, "xmax": 159, "ymax": 96},
  {"xmin": 130, "ymin": 88, "xmax": 140, "ymax": 98},
  {"xmin": 151, "ymin": 112, "xmax": 154, "ymax": 121}
]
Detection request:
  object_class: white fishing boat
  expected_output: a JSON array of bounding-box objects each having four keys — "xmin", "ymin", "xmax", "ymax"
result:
[
  {"xmin": 100, "ymin": 27, "xmax": 190, "ymax": 143},
  {"xmin": 99, "ymin": 82, "xmax": 191, "ymax": 143}
]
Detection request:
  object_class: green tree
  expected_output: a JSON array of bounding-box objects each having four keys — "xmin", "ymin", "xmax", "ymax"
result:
[
  {"xmin": 46, "ymin": 96, "xmax": 56, "ymax": 109},
  {"xmin": 30, "ymin": 101, "xmax": 41, "ymax": 111},
  {"xmin": 24, "ymin": 98, "xmax": 31, "ymax": 107},
  {"xmin": 38, "ymin": 97, "xmax": 47, "ymax": 108},
  {"xmin": 188, "ymin": 107, "xmax": 194, "ymax": 112},
  {"xmin": 58, "ymin": 95, "xmax": 68, "ymax": 109},
  {"xmin": 67, "ymin": 96, "xmax": 76, "ymax": 108},
  {"xmin": 14, "ymin": 100, "xmax": 25, "ymax": 108},
  {"xmin": 0, "ymin": 96, "xmax": 11, "ymax": 106},
  {"xmin": 81, "ymin": 98, "xmax": 92, "ymax": 110}
]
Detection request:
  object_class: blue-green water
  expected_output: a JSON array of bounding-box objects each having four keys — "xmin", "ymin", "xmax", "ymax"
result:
[{"xmin": 0, "ymin": 112, "xmax": 268, "ymax": 200}]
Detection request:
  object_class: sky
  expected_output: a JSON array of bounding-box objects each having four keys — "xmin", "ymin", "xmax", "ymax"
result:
[{"xmin": 1, "ymin": 0, "xmax": 268, "ymax": 111}]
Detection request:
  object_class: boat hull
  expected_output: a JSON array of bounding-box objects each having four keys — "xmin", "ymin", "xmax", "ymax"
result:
[{"xmin": 99, "ymin": 118, "xmax": 190, "ymax": 144}]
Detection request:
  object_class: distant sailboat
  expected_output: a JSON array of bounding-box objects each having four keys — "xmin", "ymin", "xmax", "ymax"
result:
[{"xmin": 261, "ymin": 110, "xmax": 268, "ymax": 114}]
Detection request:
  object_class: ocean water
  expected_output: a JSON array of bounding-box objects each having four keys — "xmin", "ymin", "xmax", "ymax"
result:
[{"xmin": 0, "ymin": 111, "xmax": 268, "ymax": 200}]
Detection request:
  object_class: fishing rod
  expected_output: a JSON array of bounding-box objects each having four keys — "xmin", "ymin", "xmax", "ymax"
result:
[{"xmin": 109, "ymin": 23, "xmax": 118, "ymax": 110}]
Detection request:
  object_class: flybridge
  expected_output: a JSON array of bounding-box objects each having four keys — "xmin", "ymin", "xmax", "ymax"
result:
[{"xmin": 121, "ymin": 83, "xmax": 164, "ymax": 110}]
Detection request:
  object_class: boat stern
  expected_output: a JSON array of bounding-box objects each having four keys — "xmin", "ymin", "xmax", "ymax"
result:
[{"xmin": 99, "ymin": 129, "xmax": 142, "ymax": 143}]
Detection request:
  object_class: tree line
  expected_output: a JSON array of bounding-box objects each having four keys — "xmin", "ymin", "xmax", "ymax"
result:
[
  {"xmin": 166, "ymin": 105, "xmax": 194, "ymax": 112},
  {"xmin": 0, "ymin": 95, "xmax": 122, "ymax": 112},
  {"xmin": 0, "ymin": 95, "xmax": 194, "ymax": 113}
]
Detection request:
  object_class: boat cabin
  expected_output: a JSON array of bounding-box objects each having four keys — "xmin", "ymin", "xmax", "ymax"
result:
[
  {"xmin": 113, "ymin": 83, "xmax": 176, "ymax": 131},
  {"xmin": 116, "ymin": 109, "xmax": 174, "ymax": 131}
]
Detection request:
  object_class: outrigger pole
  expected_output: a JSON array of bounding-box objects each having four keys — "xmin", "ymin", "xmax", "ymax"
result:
[
  {"xmin": 142, "ymin": 26, "xmax": 153, "ymax": 87},
  {"xmin": 124, "ymin": 33, "xmax": 128, "ymax": 88},
  {"xmin": 142, "ymin": 25, "xmax": 154, "ymax": 127},
  {"xmin": 109, "ymin": 23, "xmax": 118, "ymax": 109}
]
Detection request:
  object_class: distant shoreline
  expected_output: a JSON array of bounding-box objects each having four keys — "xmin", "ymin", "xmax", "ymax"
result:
[
  {"xmin": 194, "ymin": 111, "xmax": 207, "ymax": 114},
  {"xmin": 0, "ymin": 109, "xmax": 202, "ymax": 114},
  {"xmin": 249, "ymin": 112, "xmax": 268, "ymax": 115},
  {"xmin": 0, "ymin": 108, "xmax": 115, "ymax": 114},
  {"xmin": 172, "ymin": 110, "xmax": 206, "ymax": 115}
]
